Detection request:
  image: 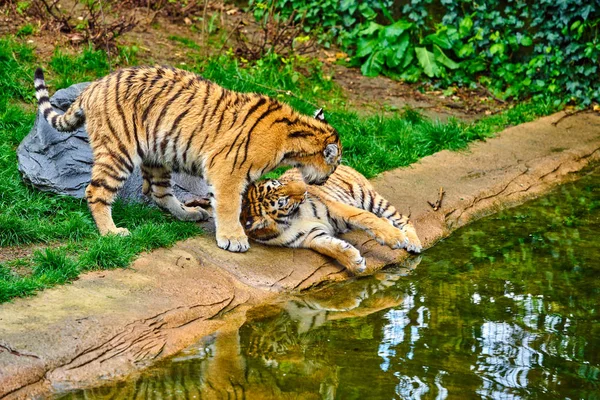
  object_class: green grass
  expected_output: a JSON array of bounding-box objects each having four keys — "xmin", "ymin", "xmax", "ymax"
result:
[{"xmin": 0, "ymin": 35, "xmax": 562, "ymax": 303}]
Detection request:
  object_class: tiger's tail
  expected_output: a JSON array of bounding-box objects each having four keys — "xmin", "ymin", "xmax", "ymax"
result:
[{"xmin": 34, "ymin": 68, "xmax": 85, "ymax": 132}]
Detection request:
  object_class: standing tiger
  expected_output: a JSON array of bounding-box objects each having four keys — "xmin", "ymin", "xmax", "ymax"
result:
[
  {"xmin": 241, "ymin": 165, "xmax": 422, "ymax": 274},
  {"xmin": 34, "ymin": 66, "xmax": 341, "ymax": 252}
]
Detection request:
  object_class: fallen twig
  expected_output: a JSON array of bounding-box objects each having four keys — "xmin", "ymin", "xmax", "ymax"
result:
[
  {"xmin": 477, "ymin": 83, "xmax": 506, "ymax": 104},
  {"xmin": 551, "ymin": 109, "xmax": 590, "ymax": 127},
  {"xmin": 427, "ymin": 187, "xmax": 445, "ymax": 211}
]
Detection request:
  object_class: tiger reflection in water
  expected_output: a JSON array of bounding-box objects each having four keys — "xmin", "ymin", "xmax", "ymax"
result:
[{"xmin": 68, "ymin": 261, "xmax": 420, "ymax": 399}]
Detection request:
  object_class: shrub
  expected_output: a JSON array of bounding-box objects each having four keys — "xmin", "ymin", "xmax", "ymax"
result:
[{"xmin": 253, "ymin": 0, "xmax": 600, "ymax": 105}]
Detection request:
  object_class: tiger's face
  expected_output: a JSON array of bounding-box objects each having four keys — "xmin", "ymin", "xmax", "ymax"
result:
[
  {"xmin": 242, "ymin": 179, "xmax": 308, "ymax": 235},
  {"xmin": 282, "ymin": 109, "xmax": 342, "ymax": 186}
]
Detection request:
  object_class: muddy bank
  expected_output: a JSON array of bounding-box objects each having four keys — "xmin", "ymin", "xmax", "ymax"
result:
[{"xmin": 1, "ymin": 111, "xmax": 599, "ymax": 398}]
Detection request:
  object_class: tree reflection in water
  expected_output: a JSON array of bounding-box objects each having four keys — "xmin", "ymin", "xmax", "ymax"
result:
[{"xmin": 62, "ymin": 169, "xmax": 600, "ymax": 400}]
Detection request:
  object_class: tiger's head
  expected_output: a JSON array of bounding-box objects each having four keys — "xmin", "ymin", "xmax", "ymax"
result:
[
  {"xmin": 281, "ymin": 108, "xmax": 341, "ymax": 186},
  {"xmin": 241, "ymin": 178, "xmax": 308, "ymax": 238}
]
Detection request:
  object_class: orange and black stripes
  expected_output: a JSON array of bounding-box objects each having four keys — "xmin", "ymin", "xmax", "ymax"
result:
[{"xmin": 33, "ymin": 65, "xmax": 341, "ymax": 251}]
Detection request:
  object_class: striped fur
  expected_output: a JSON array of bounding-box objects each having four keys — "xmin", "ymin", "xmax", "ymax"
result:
[
  {"xmin": 242, "ymin": 165, "xmax": 422, "ymax": 274},
  {"xmin": 34, "ymin": 66, "xmax": 341, "ymax": 252}
]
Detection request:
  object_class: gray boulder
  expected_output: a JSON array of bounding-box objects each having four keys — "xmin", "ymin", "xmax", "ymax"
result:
[{"xmin": 17, "ymin": 82, "xmax": 209, "ymax": 203}]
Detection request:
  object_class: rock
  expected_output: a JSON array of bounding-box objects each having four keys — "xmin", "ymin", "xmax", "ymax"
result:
[{"xmin": 17, "ymin": 83, "xmax": 209, "ymax": 203}]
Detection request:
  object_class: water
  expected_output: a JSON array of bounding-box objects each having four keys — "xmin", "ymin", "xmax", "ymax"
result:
[{"xmin": 61, "ymin": 169, "xmax": 600, "ymax": 399}]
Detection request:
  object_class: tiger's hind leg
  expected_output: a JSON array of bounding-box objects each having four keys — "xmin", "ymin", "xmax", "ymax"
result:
[
  {"xmin": 142, "ymin": 165, "xmax": 210, "ymax": 222},
  {"xmin": 303, "ymin": 232, "xmax": 366, "ymax": 275},
  {"xmin": 86, "ymin": 159, "xmax": 134, "ymax": 236}
]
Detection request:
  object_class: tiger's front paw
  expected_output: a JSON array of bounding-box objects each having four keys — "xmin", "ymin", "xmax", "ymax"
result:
[
  {"xmin": 353, "ymin": 256, "xmax": 367, "ymax": 274},
  {"xmin": 216, "ymin": 234, "xmax": 250, "ymax": 253},
  {"xmin": 105, "ymin": 227, "xmax": 131, "ymax": 237},
  {"xmin": 372, "ymin": 225, "xmax": 409, "ymax": 250},
  {"xmin": 403, "ymin": 230, "xmax": 422, "ymax": 253},
  {"xmin": 339, "ymin": 245, "xmax": 367, "ymax": 275}
]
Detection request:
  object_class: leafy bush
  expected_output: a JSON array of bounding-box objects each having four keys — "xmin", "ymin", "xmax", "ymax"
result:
[{"xmin": 253, "ymin": 0, "xmax": 600, "ymax": 105}]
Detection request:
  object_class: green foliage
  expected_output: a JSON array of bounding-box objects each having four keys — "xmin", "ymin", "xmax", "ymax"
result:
[
  {"xmin": 248, "ymin": 0, "xmax": 393, "ymax": 46},
  {"xmin": 0, "ymin": 37, "xmax": 36, "ymax": 102},
  {"xmin": 16, "ymin": 23, "xmax": 35, "ymax": 37},
  {"xmin": 168, "ymin": 35, "xmax": 202, "ymax": 50},
  {"xmin": 33, "ymin": 248, "xmax": 80, "ymax": 284},
  {"xmin": 49, "ymin": 46, "xmax": 111, "ymax": 89},
  {"xmin": 257, "ymin": 0, "xmax": 599, "ymax": 105}
]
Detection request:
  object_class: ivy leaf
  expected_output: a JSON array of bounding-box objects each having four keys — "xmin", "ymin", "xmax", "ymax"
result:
[
  {"xmin": 415, "ymin": 47, "xmax": 440, "ymax": 77},
  {"xmin": 361, "ymin": 50, "xmax": 385, "ymax": 77},
  {"xmin": 457, "ymin": 43, "xmax": 474, "ymax": 58},
  {"xmin": 490, "ymin": 43, "xmax": 505, "ymax": 55},
  {"xmin": 400, "ymin": 65, "xmax": 422, "ymax": 82},
  {"xmin": 385, "ymin": 32, "xmax": 410, "ymax": 68},
  {"xmin": 467, "ymin": 58, "xmax": 487, "ymax": 74},
  {"xmin": 459, "ymin": 16, "xmax": 473, "ymax": 37},
  {"xmin": 340, "ymin": 0, "xmax": 357, "ymax": 14},
  {"xmin": 356, "ymin": 38, "xmax": 378, "ymax": 58},
  {"xmin": 434, "ymin": 45, "xmax": 460, "ymax": 69},
  {"xmin": 520, "ymin": 36, "xmax": 533, "ymax": 46},
  {"xmin": 382, "ymin": 19, "xmax": 413, "ymax": 40},
  {"xmin": 358, "ymin": 3, "xmax": 377, "ymax": 20}
]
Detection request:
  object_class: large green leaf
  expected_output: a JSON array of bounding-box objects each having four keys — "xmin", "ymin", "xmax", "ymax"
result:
[
  {"xmin": 401, "ymin": 45, "xmax": 415, "ymax": 69},
  {"xmin": 382, "ymin": 19, "xmax": 413, "ymax": 40},
  {"xmin": 385, "ymin": 32, "xmax": 410, "ymax": 68},
  {"xmin": 415, "ymin": 47, "xmax": 440, "ymax": 77},
  {"xmin": 434, "ymin": 45, "xmax": 460, "ymax": 69},
  {"xmin": 356, "ymin": 37, "xmax": 379, "ymax": 58},
  {"xmin": 424, "ymin": 30, "xmax": 453, "ymax": 49},
  {"xmin": 361, "ymin": 50, "xmax": 385, "ymax": 77},
  {"xmin": 359, "ymin": 21, "xmax": 383, "ymax": 37}
]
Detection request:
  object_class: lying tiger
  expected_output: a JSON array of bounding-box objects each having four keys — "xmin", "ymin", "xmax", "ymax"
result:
[{"xmin": 241, "ymin": 165, "xmax": 422, "ymax": 274}]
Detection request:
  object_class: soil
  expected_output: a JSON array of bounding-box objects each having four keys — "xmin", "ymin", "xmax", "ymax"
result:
[{"xmin": 0, "ymin": 245, "xmax": 40, "ymax": 265}]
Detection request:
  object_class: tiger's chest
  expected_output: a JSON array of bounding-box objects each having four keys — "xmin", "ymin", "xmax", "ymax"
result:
[{"xmin": 275, "ymin": 198, "xmax": 337, "ymax": 238}]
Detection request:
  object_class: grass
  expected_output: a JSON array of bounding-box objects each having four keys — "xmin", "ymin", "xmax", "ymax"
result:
[{"xmin": 0, "ymin": 35, "xmax": 562, "ymax": 303}]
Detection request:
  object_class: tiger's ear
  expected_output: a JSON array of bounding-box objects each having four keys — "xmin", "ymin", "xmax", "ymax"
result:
[{"xmin": 313, "ymin": 108, "xmax": 326, "ymax": 122}]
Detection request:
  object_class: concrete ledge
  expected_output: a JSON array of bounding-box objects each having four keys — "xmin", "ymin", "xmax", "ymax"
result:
[{"xmin": 1, "ymin": 111, "xmax": 599, "ymax": 398}]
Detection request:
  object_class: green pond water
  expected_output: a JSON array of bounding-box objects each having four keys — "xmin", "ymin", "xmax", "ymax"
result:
[{"xmin": 61, "ymin": 170, "xmax": 600, "ymax": 399}]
